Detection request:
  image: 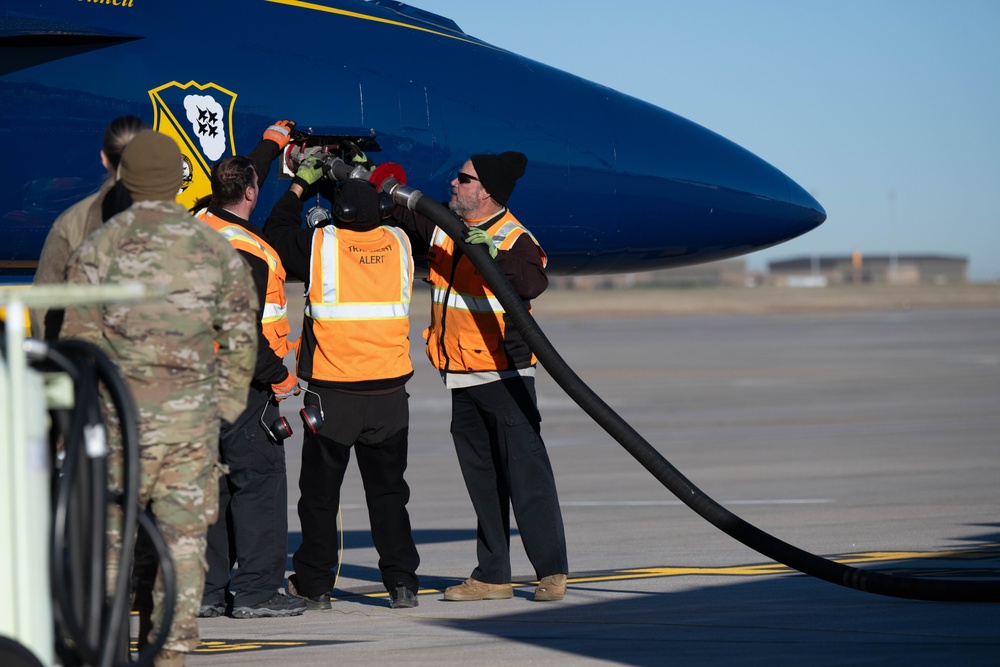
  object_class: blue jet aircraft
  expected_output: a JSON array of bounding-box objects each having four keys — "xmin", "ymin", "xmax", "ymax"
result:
[{"xmin": 0, "ymin": 0, "xmax": 825, "ymax": 279}]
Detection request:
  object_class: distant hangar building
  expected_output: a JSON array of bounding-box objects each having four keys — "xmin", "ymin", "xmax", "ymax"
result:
[{"xmin": 767, "ymin": 255, "xmax": 968, "ymax": 286}]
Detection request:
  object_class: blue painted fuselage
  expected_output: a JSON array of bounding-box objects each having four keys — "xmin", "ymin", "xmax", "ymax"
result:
[{"xmin": 0, "ymin": 0, "xmax": 825, "ymax": 277}]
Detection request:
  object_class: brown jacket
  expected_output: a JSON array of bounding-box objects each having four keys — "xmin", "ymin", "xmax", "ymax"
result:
[{"xmin": 30, "ymin": 179, "xmax": 112, "ymax": 339}]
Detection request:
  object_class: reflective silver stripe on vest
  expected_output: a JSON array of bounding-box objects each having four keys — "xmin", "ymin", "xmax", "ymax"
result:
[
  {"xmin": 214, "ymin": 223, "xmax": 285, "ymax": 323},
  {"xmin": 493, "ymin": 221, "xmax": 546, "ymax": 266},
  {"xmin": 215, "ymin": 225, "xmax": 278, "ymax": 272},
  {"xmin": 430, "ymin": 226, "xmax": 450, "ymax": 247},
  {"xmin": 431, "ymin": 286, "xmax": 503, "ymax": 314},
  {"xmin": 305, "ymin": 226, "xmax": 412, "ymax": 320},
  {"xmin": 428, "ymin": 223, "xmax": 522, "ymax": 249},
  {"xmin": 261, "ymin": 302, "xmax": 287, "ymax": 323},
  {"xmin": 492, "ymin": 221, "xmax": 523, "ymax": 247},
  {"xmin": 429, "ymin": 223, "xmax": 535, "ymax": 314}
]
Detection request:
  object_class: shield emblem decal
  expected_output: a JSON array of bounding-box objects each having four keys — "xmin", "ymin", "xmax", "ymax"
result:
[{"xmin": 148, "ymin": 81, "xmax": 238, "ymax": 209}]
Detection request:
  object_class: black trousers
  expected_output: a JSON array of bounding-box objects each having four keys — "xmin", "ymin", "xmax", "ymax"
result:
[
  {"xmin": 292, "ymin": 386, "xmax": 419, "ymax": 597},
  {"xmin": 451, "ymin": 376, "xmax": 568, "ymax": 584},
  {"xmin": 203, "ymin": 385, "xmax": 289, "ymax": 607}
]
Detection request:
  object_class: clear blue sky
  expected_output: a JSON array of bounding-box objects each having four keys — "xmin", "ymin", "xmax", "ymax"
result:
[{"xmin": 413, "ymin": 1, "xmax": 1000, "ymax": 281}]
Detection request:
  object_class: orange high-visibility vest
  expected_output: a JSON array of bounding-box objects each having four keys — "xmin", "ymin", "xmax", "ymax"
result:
[
  {"xmin": 423, "ymin": 210, "xmax": 546, "ymax": 373},
  {"xmin": 299, "ymin": 225, "xmax": 414, "ymax": 384},
  {"xmin": 197, "ymin": 209, "xmax": 293, "ymax": 358}
]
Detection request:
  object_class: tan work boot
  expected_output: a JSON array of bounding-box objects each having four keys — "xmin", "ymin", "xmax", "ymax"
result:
[
  {"xmin": 154, "ymin": 649, "xmax": 185, "ymax": 667},
  {"xmin": 443, "ymin": 577, "xmax": 513, "ymax": 601},
  {"xmin": 534, "ymin": 574, "xmax": 567, "ymax": 601}
]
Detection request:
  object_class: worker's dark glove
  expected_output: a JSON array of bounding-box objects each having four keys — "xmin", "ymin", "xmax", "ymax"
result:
[
  {"xmin": 341, "ymin": 139, "xmax": 375, "ymax": 170},
  {"xmin": 263, "ymin": 120, "xmax": 296, "ymax": 150},
  {"xmin": 464, "ymin": 227, "xmax": 498, "ymax": 259}
]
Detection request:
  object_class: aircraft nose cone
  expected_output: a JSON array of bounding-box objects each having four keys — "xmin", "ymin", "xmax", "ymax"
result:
[
  {"xmin": 533, "ymin": 91, "xmax": 827, "ymax": 275},
  {"xmin": 784, "ymin": 174, "xmax": 826, "ymax": 229}
]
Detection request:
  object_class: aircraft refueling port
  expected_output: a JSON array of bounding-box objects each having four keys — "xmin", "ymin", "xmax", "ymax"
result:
[
  {"xmin": 312, "ymin": 153, "xmax": 999, "ymax": 603},
  {"xmin": 281, "ymin": 132, "xmax": 381, "ymax": 180}
]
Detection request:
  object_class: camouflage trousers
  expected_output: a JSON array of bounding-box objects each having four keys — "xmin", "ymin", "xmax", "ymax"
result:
[{"xmin": 108, "ymin": 433, "xmax": 220, "ymax": 654}]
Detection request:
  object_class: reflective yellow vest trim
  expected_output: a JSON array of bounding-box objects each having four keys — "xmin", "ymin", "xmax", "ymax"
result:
[
  {"xmin": 300, "ymin": 225, "xmax": 414, "ymax": 383},
  {"xmin": 424, "ymin": 211, "xmax": 545, "ymax": 372},
  {"xmin": 197, "ymin": 210, "xmax": 293, "ymax": 358}
]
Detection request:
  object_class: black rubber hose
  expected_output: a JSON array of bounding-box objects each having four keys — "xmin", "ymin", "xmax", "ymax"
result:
[
  {"xmin": 49, "ymin": 360, "xmax": 100, "ymax": 666},
  {"xmin": 43, "ymin": 338, "xmax": 173, "ymax": 666},
  {"xmin": 133, "ymin": 509, "xmax": 175, "ymax": 667},
  {"xmin": 56, "ymin": 340, "xmax": 139, "ymax": 667},
  {"xmin": 375, "ymin": 173, "xmax": 999, "ymax": 603}
]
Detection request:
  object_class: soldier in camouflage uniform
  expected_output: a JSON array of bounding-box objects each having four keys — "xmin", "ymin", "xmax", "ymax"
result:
[{"xmin": 62, "ymin": 130, "xmax": 258, "ymax": 667}]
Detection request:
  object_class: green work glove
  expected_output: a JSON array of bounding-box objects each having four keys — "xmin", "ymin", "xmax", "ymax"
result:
[
  {"xmin": 464, "ymin": 227, "xmax": 497, "ymax": 259},
  {"xmin": 341, "ymin": 139, "xmax": 375, "ymax": 170},
  {"xmin": 295, "ymin": 157, "xmax": 325, "ymax": 186}
]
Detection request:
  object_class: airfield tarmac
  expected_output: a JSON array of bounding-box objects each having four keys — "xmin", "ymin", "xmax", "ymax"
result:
[{"xmin": 183, "ymin": 285, "xmax": 1000, "ymax": 666}]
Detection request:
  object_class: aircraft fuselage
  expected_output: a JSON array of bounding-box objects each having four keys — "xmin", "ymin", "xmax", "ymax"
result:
[{"xmin": 0, "ymin": 0, "xmax": 825, "ymax": 278}]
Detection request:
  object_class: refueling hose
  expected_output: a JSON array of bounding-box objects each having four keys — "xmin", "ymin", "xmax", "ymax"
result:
[
  {"xmin": 29, "ymin": 337, "xmax": 175, "ymax": 666},
  {"xmin": 323, "ymin": 157, "xmax": 999, "ymax": 603}
]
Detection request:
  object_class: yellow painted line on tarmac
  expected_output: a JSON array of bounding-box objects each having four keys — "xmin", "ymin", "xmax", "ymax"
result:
[
  {"xmin": 146, "ymin": 545, "xmax": 996, "ymax": 655},
  {"xmin": 596, "ymin": 562, "xmax": 795, "ymax": 581},
  {"xmin": 837, "ymin": 546, "xmax": 1000, "ymax": 563},
  {"xmin": 196, "ymin": 640, "xmax": 310, "ymax": 653},
  {"xmin": 129, "ymin": 640, "xmax": 313, "ymax": 654},
  {"xmin": 335, "ymin": 563, "xmax": 792, "ymax": 600},
  {"xmin": 336, "ymin": 545, "xmax": 1000, "ymax": 598}
]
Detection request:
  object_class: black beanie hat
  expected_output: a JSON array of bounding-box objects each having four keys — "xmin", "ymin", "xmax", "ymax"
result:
[
  {"xmin": 470, "ymin": 151, "xmax": 528, "ymax": 206},
  {"xmin": 334, "ymin": 179, "xmax": 381, "ymax": 232}
]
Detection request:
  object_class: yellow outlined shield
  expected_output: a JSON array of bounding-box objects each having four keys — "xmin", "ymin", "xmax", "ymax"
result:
[{"xmin": 148, "ymin": 81, "xmax": 238, "ymax": 209}]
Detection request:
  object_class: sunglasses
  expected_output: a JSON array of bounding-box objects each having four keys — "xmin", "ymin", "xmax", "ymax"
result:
[{"xmin": 456, "ymin": 172, "xmax": 480, "ymax": 184}]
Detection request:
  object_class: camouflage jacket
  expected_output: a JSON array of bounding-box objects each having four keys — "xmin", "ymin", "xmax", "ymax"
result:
[{"xmin": 62, "ymin": 200, "xmax": 258, "ymax": 439}]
